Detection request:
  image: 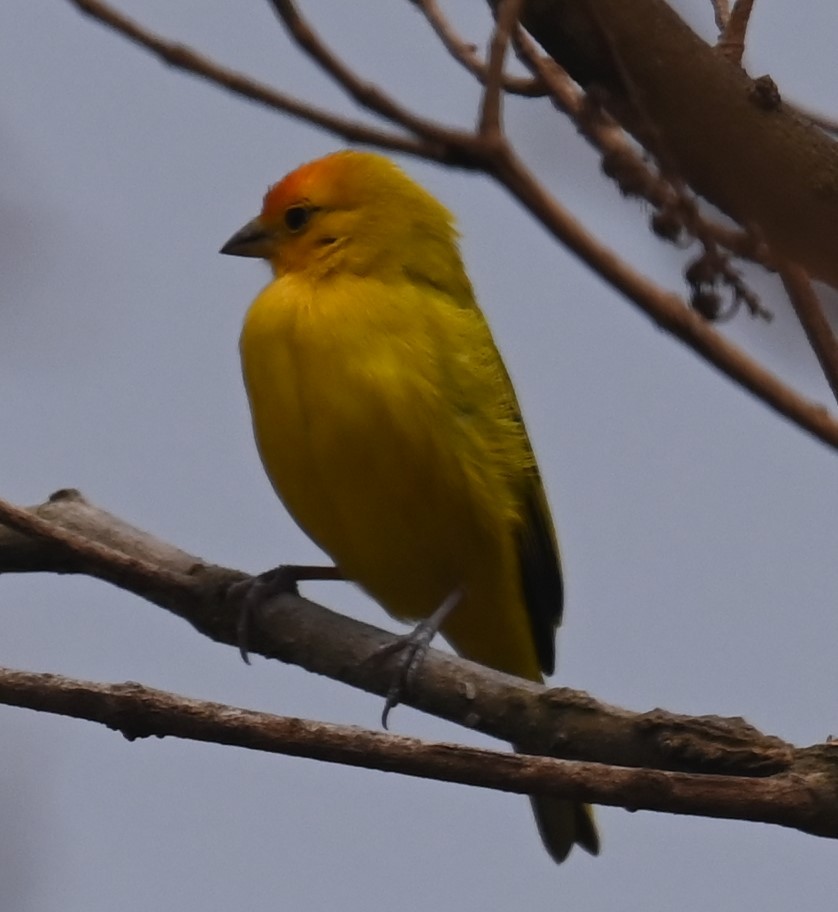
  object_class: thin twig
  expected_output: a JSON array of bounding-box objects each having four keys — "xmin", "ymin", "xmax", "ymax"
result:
[
  {"xmin": 488, "ymin": 145, "xmax": 838, "ymax": 449},
  {"xmin": 268, "ymin": 0, "xmax": 455, "ymax": 144},
  {"xmin": 512, "ymin": 27, "xmax": 764, "ymax": 264},
  {"xmin": 718, "ymin": 0, "xmax": 756, "ymax": 65},
  {"xmin": 413, "ymin": 0, "xmax": 544, "ymax": 96},
  {"xmin": 710, "ymin": 0, "xmax": 731, "ymax": 31},
  {"xmin": 479, "ymin": 0, "xmax": 524, "ymax": 139},
  {"xmin": 66, "ymin": 0, "xmax": 435, "ymax": 158},
  {"xmin": 778, "ymin": 262, "xmax": 838, "ymax": 404}
]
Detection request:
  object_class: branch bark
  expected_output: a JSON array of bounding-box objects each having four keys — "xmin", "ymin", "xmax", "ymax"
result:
[
  {"xmin": 2, "ymin": 490, "xmax": 838, "ymax": 840},
  {"xmin": 2, "ymin": 664, "xmax": 836, "ymax": 835},
  {"xmin": 778, "ymin": 262, "xmax": 838, "ymax": 404},
  {"xmin": 516, "ymin": 0, "xmax": 838, "ymax": 289}
]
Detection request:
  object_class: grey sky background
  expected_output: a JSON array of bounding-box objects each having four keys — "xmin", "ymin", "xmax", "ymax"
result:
[{"xmin": 2, "ymin": 2, "xmax": 837, "ymax": 909}]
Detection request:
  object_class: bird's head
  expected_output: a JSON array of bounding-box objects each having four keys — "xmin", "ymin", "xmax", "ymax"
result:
[{"xmin": 221, "ymin": 150, "xmax": 464, "ymax": 282}]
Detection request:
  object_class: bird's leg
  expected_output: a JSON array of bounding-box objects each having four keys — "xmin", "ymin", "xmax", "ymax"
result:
[
  {"xmin": 375, "ymin": 586, "xmax": 465, "ymax": 729},
  {"xmin": 230, "ymin": 564, "xmax": 343, "ymax": 663}
]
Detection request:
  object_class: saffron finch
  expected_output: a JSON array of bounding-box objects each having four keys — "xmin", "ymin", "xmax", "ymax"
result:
[{"xmin": 221, "ymin": 150, "xmax": 599, "ymax": 863}]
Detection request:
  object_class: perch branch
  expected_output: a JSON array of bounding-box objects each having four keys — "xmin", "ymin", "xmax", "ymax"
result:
[
  {"xmin": 1, "ymin": 664, "xmax": 836, "ymax": 834},
  {"xmin": 2, "ymin": 489, "xmax": 838, "ymax": 839}
]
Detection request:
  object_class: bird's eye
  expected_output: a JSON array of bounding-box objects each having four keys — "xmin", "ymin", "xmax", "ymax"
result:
[{"xmin": 284, "ymin": 205, "xmax": 312, "ymax": 232}]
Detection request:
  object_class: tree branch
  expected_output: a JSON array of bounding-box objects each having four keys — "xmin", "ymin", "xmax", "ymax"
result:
[
  {"xmin": 778, "ymin": 262, "xmax": 838, "ymax": 405},
  {"xmin": 478, "ymin": 0, "xmax": 523, "ymax": 140},
  {"xmin": 517, "ymin": 0, "xmax": 838, "ymax": 290},
  {"xmin": 511, "ymin": 28, "xmax": 768, "ymax": 266},
  {"xmin": 2, "ymin": 664, "xmax": 837, "ymax": 836},
  {"xmin": 65, "ymin": 0, "xmax": 442, "ymax": 158},
  {"xmin": 413, "ymin": 0, "xmax": 544, "ymax": 97},
  {"xmin": 710, "ymin": 0, "xmax": 731, "ymax": 32},
  {"xmin": 717, "ymin": 0, "xmax": 756, "ymax": 66},
  {"xmin": 2, "ymin": 488, "xmax": 838, "ymax": 840},
  {"xmin": 266, "ymin": 0, "xmax": 466, "ymax": 147},
  {"xmin": 486, "ymin": 146, "xmax": 838, "ymax": 448}
]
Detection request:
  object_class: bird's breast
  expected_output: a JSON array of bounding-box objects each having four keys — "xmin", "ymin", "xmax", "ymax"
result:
[{"xmin": 238, "ymin": 275, "xmax": 537, "ymax": 673}]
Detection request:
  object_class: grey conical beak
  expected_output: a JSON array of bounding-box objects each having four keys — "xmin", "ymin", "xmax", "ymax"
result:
[{"xmin": 220, "ymin": 217, "xmax": 274, "ymax": 258}]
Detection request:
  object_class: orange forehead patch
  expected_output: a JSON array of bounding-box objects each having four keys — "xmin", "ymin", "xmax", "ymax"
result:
[{"xmin": 260, "ymin": 152, "xmax": 355, "ymax": 224}]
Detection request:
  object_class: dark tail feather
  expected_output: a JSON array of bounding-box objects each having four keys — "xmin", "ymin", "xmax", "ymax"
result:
[{"xmin": 530, "ymin": 796, "xmax": 600, "ymax": 864}]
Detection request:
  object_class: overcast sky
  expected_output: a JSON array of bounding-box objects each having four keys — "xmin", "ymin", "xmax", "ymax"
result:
[{"xmin": 2, "ymin": 2, "xmax": 837, "ymax": 910}]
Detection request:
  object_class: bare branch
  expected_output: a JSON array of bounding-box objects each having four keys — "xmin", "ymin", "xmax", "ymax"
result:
[
  {"xmin": 778, "ymin": 262, "xmax": 838, "ymax": 404},
  {"xmin": 3, "ymin": 491, "xmax": 838, "ymax": 837},
  {"xmin": 0, "ymin": 490, "xmax": 797, "ymax": 773},
  {"xmin": 479, "ymin": 0, "xmax": 524, "ymax": 139},
  {"xmin": 519, "ymin": 0, "xmax": 838, "ymax": 290},
  {"xmin": 787, "ymin": 99, "xmax": 838, "ymax": 136},
  {"xmin": 2, "ymin": 664, "xmax": 837, "ymax": 834},
  {"xmin": 488, "ymin": 147, "xmax": 838, "ymax": 449},
  {"xmin": 413, "ymin": 0, "xmax": 544, "ymax": 96},
  {"xmin": 710, "ymin": 0, "xmax": 731, "ymax": 31},
  {"xmin": 65, "ymin": 0, "xmax": 436, "ymax": 158},
  {"xmin": 511, "ymin": 28, "xmax": 765, "ymax": 265},
  {"xmin": 267, "ymin": 0, "xmax": 460, "ymax": 145},
  {"xmin": 0, "ymin": 489, "xmax": 191, "ymax": 600},
  {"xmin": 718, "ymin": 0, "xmax": 756, "ymax": 66}
]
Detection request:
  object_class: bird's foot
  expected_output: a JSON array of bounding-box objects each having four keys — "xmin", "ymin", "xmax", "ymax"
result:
[
  {"xmin": 229, "ymin": 564, "xmax": 343, "ymax": 663},
  {"xmin": 373, "ymin": 587, "xmax": 464, "ymax": 729}
]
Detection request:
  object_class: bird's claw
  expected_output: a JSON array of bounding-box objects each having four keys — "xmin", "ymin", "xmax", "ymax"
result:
[
  {"xmin": 375, "ymin": 621, "xmax": 440, "ymax": 728},
  {"xmin": 372, "ymin": 586, "xmax": 464, "ymax": 728},
  {"xmin": 227, "ymin": 566, "xmax": 306, "ymax": 664},
  {"xmin": 227, "ymin": 564, "xmax": 342, "ymax": 663}
]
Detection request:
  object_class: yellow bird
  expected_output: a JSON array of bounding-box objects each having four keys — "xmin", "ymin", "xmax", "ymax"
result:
[{"xmin": 221, "ymin": 150, "xmax": 599, "ymax": 863}]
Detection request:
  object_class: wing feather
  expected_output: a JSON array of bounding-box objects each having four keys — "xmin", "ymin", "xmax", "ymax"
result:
[{"xmin": 516, "ymin": 468, "xmax": 563, "ymax": 676}]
